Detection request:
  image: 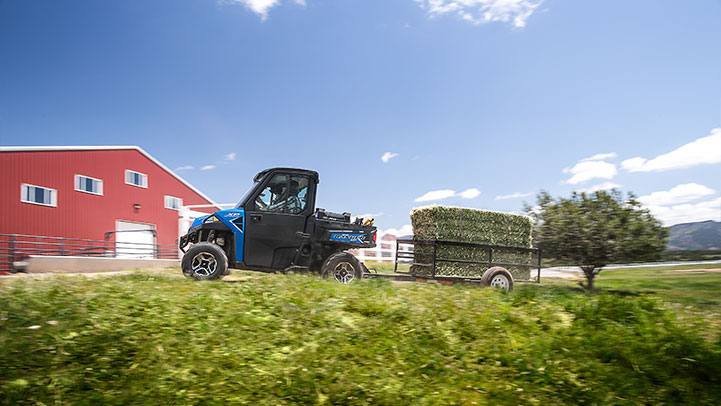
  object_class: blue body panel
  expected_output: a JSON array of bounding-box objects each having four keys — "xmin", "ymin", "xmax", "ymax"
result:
[
  {"xmin": 190, "ymin": 209, "xmax": 245, "ymax": 263},
  {"xmin": 215, "ymin": 209, "xmax": 245, "ymax": 263},
  {"xmin": 190, "ymin": 215, "xmax": 210, "ymax": 228}
]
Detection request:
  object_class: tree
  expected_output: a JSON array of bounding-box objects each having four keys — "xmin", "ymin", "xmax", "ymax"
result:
[{"xmin": 527, "ymin": 190, "xmax": 668, "ymax": 290}]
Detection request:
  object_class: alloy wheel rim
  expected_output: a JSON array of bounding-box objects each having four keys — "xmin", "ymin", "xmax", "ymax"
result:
[
  {"xmin": 490, "ymin": 274, "xmax": 509, "ymax": 291},
  {"xmin": 333, "ymin": 262, "xmax": 355, "ymax": 284},
  {"xmin": 191, "ymin": 252, "xmax": 217, "ymax": 276}
]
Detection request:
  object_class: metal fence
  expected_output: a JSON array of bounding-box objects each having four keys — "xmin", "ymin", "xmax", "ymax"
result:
[
  {"xmin": 352, "ymin": 235, "xmax": 414, "ymax": 263},
  {"xmin": 0, "ymin": 233, "xmax": 179, "ymax": 273}
]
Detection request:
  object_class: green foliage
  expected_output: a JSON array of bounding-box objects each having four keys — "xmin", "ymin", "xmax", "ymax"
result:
[
  {"xmin": 529, "ymin": 190, "xmax": 668, "ymax": 288},
  {"xmin": 411, "ymin": 206, "xmax": 535, "ymax": 279},
  {"xmin": 2, "ymin": 272, "xmax": 720, "ymax": 405}
]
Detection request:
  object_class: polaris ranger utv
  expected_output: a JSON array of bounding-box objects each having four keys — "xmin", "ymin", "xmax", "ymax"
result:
[{"xmin": 179, "ymin": 167, "xmax": 377, "ymax": 283}]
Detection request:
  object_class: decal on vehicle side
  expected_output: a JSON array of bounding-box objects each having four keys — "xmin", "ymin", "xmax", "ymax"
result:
[
  {"xmin": 221, "ymin": 212, "xmax": 242, "ymax": 220},
  {"xmin": 328, "ymin": 232, "xmax": 367, "ymax": 244}
]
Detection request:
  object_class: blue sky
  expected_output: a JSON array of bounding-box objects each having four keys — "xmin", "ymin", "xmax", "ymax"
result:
[{"xmin": 1, "ymin": 0, "xmax": 720, "ymax": 232}]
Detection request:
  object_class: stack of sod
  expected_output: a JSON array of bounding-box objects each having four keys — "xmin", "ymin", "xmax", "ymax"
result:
[{"xmin": 410, "ymin": 205, "xmax": 534, "ymax": 280}]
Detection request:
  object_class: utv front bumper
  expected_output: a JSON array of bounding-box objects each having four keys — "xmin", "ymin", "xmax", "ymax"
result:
[{"xmin": 179, "ymin": 232, "xmax": 194, "ymax": 253}]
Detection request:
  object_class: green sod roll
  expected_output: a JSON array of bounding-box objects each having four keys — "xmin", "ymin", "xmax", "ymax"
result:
[{"xmin": 410, "ymin": 205, "xmax": 534, "ymax": 280}]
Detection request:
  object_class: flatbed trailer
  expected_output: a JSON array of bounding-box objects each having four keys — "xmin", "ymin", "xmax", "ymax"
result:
[{"xmin": 364, "ymin": 238, "xmax": 542, "ymax": 288}]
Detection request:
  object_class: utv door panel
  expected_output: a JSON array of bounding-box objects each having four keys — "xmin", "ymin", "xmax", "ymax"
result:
[
  {"xmin": 243, "ymin": 171, "xmax": 315, "ymax": 269},
  {"xmin": 244, "ymin": 212, "xmax": 306, "ymax": 268}
]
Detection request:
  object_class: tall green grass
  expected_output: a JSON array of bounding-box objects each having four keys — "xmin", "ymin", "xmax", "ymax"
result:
[{"xmin": 1, "ymin": 272, "xmax": 720, "ymax": 404}]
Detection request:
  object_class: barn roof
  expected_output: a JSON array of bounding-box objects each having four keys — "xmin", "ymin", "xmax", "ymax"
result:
[{"xmin": 0, "ymin": 145, "xmax": 219, "ymax": 207}]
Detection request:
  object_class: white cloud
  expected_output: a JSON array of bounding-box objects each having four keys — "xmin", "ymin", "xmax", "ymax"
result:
[
  {"xmin": 526, "ymin": 205, "xmax": 542, "ymax": 216},
  {"xmin": 224, "ymin": 152, "xmax": 237, "ymax": 161},
  {"xmin": 575, "ymin": 181, "xmax": 621, "ymax": 194},
  {"xmin": 415, "ymin": 188, "xmax": 481, "ymax": 202},
  {"xmin": 200, "ymin": 165, "xmax": 217, "ymax": 171},
  {"xmin": 563, "ymin": 159, "xmax": 618, "ymax": 185},
  {"xmin": 382, "ymin": 224, "xmax": 413, "ymax": 237},
  {"xmin": 581, "ymin": 152, "xmax": 617, "ymax": 162},
  {"xmin": 225, "ymin": 0, "xmax": 279, "ymax": 19},
  {"xmin": 223, "ymin": 0, "xmax": 305, "ymax": 20},
  {"xmin": 415, "ymin": 189, "xmax": 457, "ymax": 202},
  {"xmin": 381, "ymin": 151, "xmax": 399, "ymax": 163},
  {"xmin": 637, "ymin": 183, "xmax": 720, "ymax": 225},
  {"xmin": 175, "ymin": 165, "xmax": 195, "ymax": 171},
  {"xmin": 644, "ymin": 197, "xmax": 721, "ymax": 226},
  {"xmin": 458, "ymin": 188, "xmax": 481, "ymax": 199},
  {"xmin": 638, "ymin": 183, "xmax": 716, "ymax": 207},
  {"xmin": 622, "ymin": 128, "xmax": 721, "ymax": 172},
  {"xmin": 495, "ymin": 191, "xmax": 533, "ymax": 200},
  {"xmin": 225, "ymin": 0, "xmax": 542, "ymax": 27},
  {"xmin": 416, "ymin": 0, "xmax": 543, "ymax": 28}
]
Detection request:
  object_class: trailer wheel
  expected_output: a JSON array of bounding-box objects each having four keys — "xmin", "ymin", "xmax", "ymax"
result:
[
  {"xmin": 182, "ymin": 242, "xmax": 228, "ymax": 281},
  {"xmin": 481, "ymin": 266, "xmax": 514, "ymax": 292},
  {"xmin": 321, "ymin": 252, "xmax": 362, "ymax": 284}
]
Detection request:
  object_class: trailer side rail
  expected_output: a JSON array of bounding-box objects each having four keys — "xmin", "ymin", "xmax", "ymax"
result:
[{"xmin": 391, "ymin": 238, "xmax": 541, "ymax": 283}]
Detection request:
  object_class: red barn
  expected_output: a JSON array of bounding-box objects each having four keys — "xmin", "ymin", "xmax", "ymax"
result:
[{"xmin": 0, "ymin": 146, "xmax": 219, "ymax": 263}]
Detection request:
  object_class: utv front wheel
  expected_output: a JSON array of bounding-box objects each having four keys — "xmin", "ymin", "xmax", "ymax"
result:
[
  {"xmin": 182, "ymin": 242, "xmax": 228, "ymax": 280},
  {"xmin": 321, "ymin": 252, "xmax": 363, "ymax": 284}
]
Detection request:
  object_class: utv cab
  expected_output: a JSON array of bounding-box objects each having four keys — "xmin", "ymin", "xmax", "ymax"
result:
[{"xmin": 179, "ymin": 167, "xmax": 377, "ymax": 283}]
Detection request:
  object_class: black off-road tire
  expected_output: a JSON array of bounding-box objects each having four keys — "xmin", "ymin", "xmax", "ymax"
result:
[
  {"xmin": 320, "ymin": 252, "xmax": 363, "ymax": 284},
  {"xmin": 181, "ymin": 242, "xmax": 228, "ymax": 281},
  {"xmin": 480, "ymin": 266, "xmax": 514, "ymax": 292}
]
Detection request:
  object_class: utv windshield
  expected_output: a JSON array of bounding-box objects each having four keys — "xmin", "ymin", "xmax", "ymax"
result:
[
  {"xmin": 235, "ymin": 181, "xmax": 258, "ymax": 209},
  {"xmin": 235, "ymin": 171, "xmax": 311, "ymax": 213}
]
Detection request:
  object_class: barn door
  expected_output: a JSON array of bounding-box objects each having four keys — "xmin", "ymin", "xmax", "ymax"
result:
[{"xmin": 115, "ymin": 221, "xmax": 156, "ymax": 258}]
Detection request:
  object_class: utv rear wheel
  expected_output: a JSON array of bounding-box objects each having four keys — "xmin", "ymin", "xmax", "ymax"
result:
[
  {"xmin": 481, "ymin": 266, "xmax": 514, "ymax": 292},
  {"xmin": 182, "ymin": 242, "xmax": 228, "ymax": 281},
  {"xmin": 321, "ymin": 252, "xmax": 362, "ymax": 284}
]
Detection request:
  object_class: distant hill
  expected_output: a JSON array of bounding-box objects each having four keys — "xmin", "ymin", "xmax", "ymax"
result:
[{"xmin": 667, "ymin": 220, "xmax": 721, "ymax": 250}]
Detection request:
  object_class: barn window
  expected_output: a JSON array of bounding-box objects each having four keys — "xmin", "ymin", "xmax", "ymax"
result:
[
  {"xmin": 125, "ymin": 170, "xmax": 148, "ymax": 188},
  {"xmin": 21, "ymin": 183, "xmax": 57, "ymax": 207},
  {"xmin": 164, "ymin": 195, "xmax": 183, "ymax": 210},
  {"xmin": 75, "ymin": 174, "xmax": 103, "ymax": 195}
]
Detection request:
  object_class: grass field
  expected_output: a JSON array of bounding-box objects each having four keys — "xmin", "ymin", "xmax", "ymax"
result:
[
  {"xmin": 547, "ymin": 263, "xmax": 721, "ymax": 342},
  {"xmin": 1, "ymin": 265, "xmax": 721, "ymax": 404},
  {"xmin": 596, "ymin": 263, "xmax": 721, "ymax": 310}
]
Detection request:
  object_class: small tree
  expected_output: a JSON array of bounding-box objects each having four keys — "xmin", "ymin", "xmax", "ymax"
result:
[{"xmin": 527, "ymin": 190, "xmax": 667, "ymax": 290}]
